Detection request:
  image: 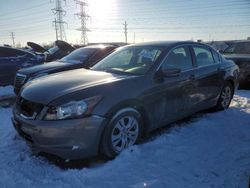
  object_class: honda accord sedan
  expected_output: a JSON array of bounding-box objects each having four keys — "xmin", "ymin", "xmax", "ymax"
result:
[
  {"xmin": 12, "ymin": 41, "xmax": 239, "ymax": 160},
  {"xmin": 14, "ymin": 45, "xmax": 117, "ymax": 94}
]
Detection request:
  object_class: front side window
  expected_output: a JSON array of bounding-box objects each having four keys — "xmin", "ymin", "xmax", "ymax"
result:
[
  {"xmin": 193, "ymin": 46, "xmax": 215, "ymax": 67},
  {"xmin": 92, "ymin": 46, "xmax": 163, "ymax": 75},
  {"xmin": 161, "ymin": 46, "xmax": 193, "ymax": 71}
]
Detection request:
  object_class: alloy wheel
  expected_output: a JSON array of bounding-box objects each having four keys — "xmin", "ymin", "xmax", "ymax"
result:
[
  {"xmin": 220, "ymin": 86, "xmax": 232, "ymax": 108},
  {"xmin": 111, "ymin": 116, "xmax": 139, "ymax": 153}
]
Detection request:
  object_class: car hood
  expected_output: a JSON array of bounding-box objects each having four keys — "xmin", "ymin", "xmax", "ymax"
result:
[
  {"xmin": 27, "ymin": 42, "xmax": 48, "ymax": 53},
  {"xmin": 223, "ymin": 54, "xmax": 250, "ymax": 62},
  {"xmin": 21, "ymin": 69, "xmax": 133, "ymax": 105},
  {"xmin": 18, "ymin": 61, "xmax": 72, "ymax": 76}
]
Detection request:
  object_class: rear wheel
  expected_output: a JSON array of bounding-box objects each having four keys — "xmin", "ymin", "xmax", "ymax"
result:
[
  {"xmin": 215, "ymin": 82, "xmax": 234, "ymax": 110},
  {"xmin": 101, "ymin": 108, "xmax": 143, "ymax": 158}
]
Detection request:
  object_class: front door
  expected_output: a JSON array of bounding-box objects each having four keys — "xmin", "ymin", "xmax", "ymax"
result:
[{"xmin": 142, "ymin": 45, "xmax": 197, "ymax": 129}]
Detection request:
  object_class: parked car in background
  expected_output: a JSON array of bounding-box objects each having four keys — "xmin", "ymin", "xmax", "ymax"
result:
[
  {"xmin": 221, "ymin": 41, "xmax": 250, "ymax": 88},
  {"xmin": 206, "ymin": 41, "xmax": 229, "ymax": 52},
  {"xmin": 0, "ymin": 46, "xmax": 44, "ymax": 86},
  {"xmin": 14, "ymin": 45, "xmax": 117, "ymax": 94},
  {"xmin": 12, "ymin": 41, "xmax": 239, "ymax": 160},
  {"xmin": 26, "ymin": 40, "xmax": 75, "ymax": 62},
  {"xmin": 0, "ymin": 40, "xmax": 74, "ymax": 87}
]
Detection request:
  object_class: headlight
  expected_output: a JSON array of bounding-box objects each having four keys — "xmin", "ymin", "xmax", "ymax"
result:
[{"xmin": 44, "ymin": 95, "xmax": 102, "ymax": 120}]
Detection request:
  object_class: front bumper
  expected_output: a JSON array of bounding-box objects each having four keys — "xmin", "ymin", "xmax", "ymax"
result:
[{"xmin": 12, "ymin": 113, "xmax": 107, "ymax": 160}]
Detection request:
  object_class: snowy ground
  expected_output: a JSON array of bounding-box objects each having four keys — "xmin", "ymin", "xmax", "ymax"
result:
[{"xmin": 0, "ymin": 86, "xmax": 249, "ymax": 188}]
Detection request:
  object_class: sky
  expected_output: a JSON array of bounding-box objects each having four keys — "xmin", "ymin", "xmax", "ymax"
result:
[{"xmin": 0, "ymin": 0, "xmax": 250, "ymax": 46}]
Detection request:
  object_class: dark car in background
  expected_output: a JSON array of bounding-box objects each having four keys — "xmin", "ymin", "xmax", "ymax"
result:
[
  {"xmin": 14, "ymin": 45, "xmax": 117, "ymax": 94},
  {"xmin": 0, "ymin": 46, "xmax": 44, "ymax": 86},
  {"xmin": 12, "ymin": 41, "xmax": 239, "ymax": 160},
  {"xmin": 0, "ymin": 40, "xmax": 75, "ymax": 87},
  {"xmin": 26, "ymin": 40, "xmax": 75, "ymax": 62},
  {"xmin": 222, "ymin": 41, "xmax": 250, "ymax": 88}
]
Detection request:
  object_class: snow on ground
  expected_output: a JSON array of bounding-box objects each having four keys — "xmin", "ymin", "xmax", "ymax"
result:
[
  {"xmin": 0, "ymin": 86, "xmax": 14, "ymax": 96},
  {"xmin": 0, "ymin": 87, "xmax": 249, "ymax": 188}
]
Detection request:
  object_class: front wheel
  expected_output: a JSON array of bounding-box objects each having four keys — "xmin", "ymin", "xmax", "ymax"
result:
[
  {"xmin": 215, "ymin": 82, "xmax": 234, "ymax": 110},
  {"xmin": 101, "ymin": 108, "xmax": 143, "ymax": 158}
]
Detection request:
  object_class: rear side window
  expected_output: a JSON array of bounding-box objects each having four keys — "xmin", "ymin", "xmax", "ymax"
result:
[
  {"xmin": 90, "ymin": 48, "xmax": 114, "ymax": 63},
  {"xmin": 161, "ymin": 46, "xmax": 193, "ymax": 71},
  {"xmin": 193, "ymin": 46, "xmax": 215, "ymax": 67}
]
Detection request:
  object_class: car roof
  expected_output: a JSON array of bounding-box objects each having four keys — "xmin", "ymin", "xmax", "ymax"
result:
[
  {"xmin": 0, "ymin": 46, "xmax": 35, "ymax": 55},
  {"xmin": 127, "ymin": 41, "xmax": 201, "ymax": 48},
  {"xmin": 232, "ymin": 40, "xmax": 250, "ymax": 44},
  {"xmin": 82, "ymin": 44, "xmax": 117, "ymax": 49}
]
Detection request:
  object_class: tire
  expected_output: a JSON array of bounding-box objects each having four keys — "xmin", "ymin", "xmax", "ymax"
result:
[
  {"xmin": 215, "ymin": 82, "xmax": 234, "ymax": 111},
  {"xmin": 101, "ymin": 108, "xmax": 143, "ymax": 158}
]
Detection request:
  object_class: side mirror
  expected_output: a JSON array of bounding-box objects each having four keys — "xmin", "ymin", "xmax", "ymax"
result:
[
  {"xmin": 162, "ymin": 67, "xmax": 181, "ymax": 77},
  {"xmin": 155, "ymin": 67, "xmax": 181, "ymax": 80}
]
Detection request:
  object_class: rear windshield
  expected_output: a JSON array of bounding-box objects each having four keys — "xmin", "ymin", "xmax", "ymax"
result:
[
  {"xmin": 223, "ymin": 42, "xmax": 250, "ymax": 54},
  {"xmin": 60, "ymin": 48, "xmax": 96, "ymax": 64}
]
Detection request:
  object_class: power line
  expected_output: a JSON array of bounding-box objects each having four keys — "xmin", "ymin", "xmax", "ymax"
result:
[
  {"xmin": 52, "ymin": 0, "xmax": 67, "ymax": 41},
  {"xmin": 0, "ymin": 2, "xmax": 48, "ymax": 17},
  {"xmin": 74, "ymin": 0, "xmax": 90, "ymax": 45}
]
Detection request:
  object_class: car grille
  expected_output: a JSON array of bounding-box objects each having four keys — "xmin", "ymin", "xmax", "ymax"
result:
[
  {"xmin": 16, "ymin": 97, "xmax": 44, "ymax": 120},
  {"xmin": 14, "ymin": 73, "xmax": 27, "ymax": 88}
]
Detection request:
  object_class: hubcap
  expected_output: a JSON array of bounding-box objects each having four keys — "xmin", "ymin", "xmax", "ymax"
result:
[
  {"xmin": 111, "ymin": 116, "xmax": 139, "ymax": 153},
  {"xmin": 221, "ymin": 86, "xmax": 232, "ymax": 108}
]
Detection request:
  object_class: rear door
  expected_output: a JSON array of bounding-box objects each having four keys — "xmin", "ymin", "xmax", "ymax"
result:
[{"xmin": 190, "ymin": 45, "xmax": 224, "ymax": 108}]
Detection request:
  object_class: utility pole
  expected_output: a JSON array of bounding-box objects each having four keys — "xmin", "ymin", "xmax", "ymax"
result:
[
  {"xmin": 133, "ymin": 32, "xmax": 135, "ymax": 44},
  {"xmin": 10, "ymin": 32, "xmax": 15, "ymax": 47},
  {"xmin": 74, "ymin": 0, "xmax": 90, "ymax": 45},
  {"xmin": 52, "ymin": 0, "xmax": 67, "ymax": 41},
  {"xmin": 124, "ymin": 21, "xmax": 128, "ymax": 44}
]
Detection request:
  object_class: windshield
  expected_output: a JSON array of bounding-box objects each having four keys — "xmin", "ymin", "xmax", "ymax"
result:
[
  {"xmin": 92, "ymin": 46, "xmax": 163, "ymax": 75},
  {"xmin": 48, "ymin": 46, "xmax": 59, "ymax": 54},
  {"xmin": 223, "ymin": 42, "xmax": 250, "ymax": 54},
  {"xmin": 60, "ymin": 48, "xmax": 96, "ymax": 64}
]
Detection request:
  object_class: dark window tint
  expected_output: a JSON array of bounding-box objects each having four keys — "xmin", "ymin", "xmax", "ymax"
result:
[
  {"xmin": 193, "ymin": 46, "xmax": 214, "ymax": 67},
  {"xmin": 89, "ymin": 47, "xmax": 115, "ymax": 64},
  {"xmin": 162, "ymin": 46, "xmax": 193, "ymax": 71},
  {"xmin": 60, "ymin": 48, "xmax": 96, "ymax": 64},
  {"xmin": 0, "ymin": 47, "xmax": 31, "ymax": 58},
  {"xmin": 212, "ymin": 50, "xmax": 221, "ymax": 63}
]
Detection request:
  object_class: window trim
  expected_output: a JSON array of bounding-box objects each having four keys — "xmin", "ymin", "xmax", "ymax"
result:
[{"xmin": 211, "ymin": 48, "xmax": 221, "ymax": 64}]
